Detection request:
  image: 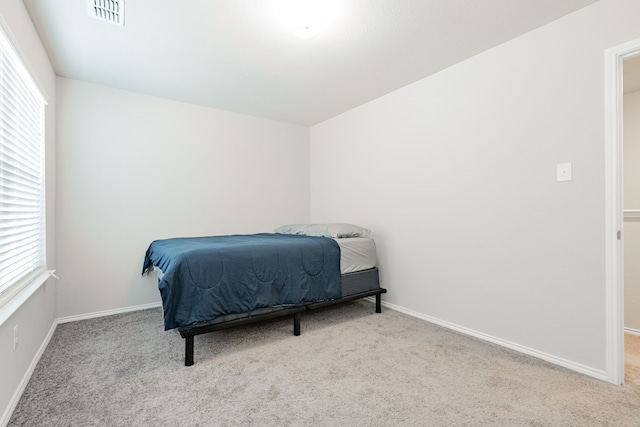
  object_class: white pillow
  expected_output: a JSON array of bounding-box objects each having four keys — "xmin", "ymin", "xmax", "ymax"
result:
[{"xmin": 275, "ymin": 223, "xmax": 370, "ymax": 238}]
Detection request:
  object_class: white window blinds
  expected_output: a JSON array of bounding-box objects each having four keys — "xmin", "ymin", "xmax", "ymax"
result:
[{"xmin": 0, "ymin": 28, "xmax": 46, "ymax": 298}]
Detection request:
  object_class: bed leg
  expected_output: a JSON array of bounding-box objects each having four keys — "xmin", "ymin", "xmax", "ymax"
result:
[
  {"xmin": 376, "ymin": 293, "xmax": 382, "ymax": 313},
  {"xmin": 294, "ymin": 312, "xmax": 301, "ymax": 336},
  {"xmin": 185, "ymin": 336, "xmax": 194, "ymax": 366}
]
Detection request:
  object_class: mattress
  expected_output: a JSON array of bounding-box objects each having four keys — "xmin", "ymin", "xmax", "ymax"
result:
[
  {"xmin": 335, "ymin": 237, "xmax": 377, "ymax": 274},
  {"xmin": 341, "ymin": 267, "xmax": 380, "ymax": 297}
]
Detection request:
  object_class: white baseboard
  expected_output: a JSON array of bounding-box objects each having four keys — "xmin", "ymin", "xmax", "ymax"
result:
[
  {"xmin": 378, "ymin": 300, "xmax": 608, "ymax": 382},
  {"xmin": 0, "ymin": 301, "xmax": 162, "ymax": 427},
  {"xmin": 56, "ymin": 302, "xmax": 162, "ymax": 324},
  {"xmin": 624, "ymin": 327, "xmax": 640, "ymax": 336},
  {"xmin": 0, "ymin": 319, "xmax": 57, "ymax": 427}
]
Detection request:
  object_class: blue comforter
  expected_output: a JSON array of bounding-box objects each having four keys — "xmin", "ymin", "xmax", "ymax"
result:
[{"xmin": 142, "ymin": 233, "xmax": 341, "ymax": 330}]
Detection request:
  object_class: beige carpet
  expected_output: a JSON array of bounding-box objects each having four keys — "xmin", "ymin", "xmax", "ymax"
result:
[
  {"xmin": 625, "ymin": 333, "xmax": 640, "ymax": 386},
  {"xmin": 8, "ymin": 301, "xmax": 640, "ymax": 426}
]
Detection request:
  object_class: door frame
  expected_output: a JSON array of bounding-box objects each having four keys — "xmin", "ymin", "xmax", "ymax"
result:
[{"xmin": 604, "ymin": 37, "xmax": 640, "ymax": 385}]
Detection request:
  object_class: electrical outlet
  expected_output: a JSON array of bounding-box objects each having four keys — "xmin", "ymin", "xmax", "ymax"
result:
[{"xmin": 13, "ymin": 325, "xmax": 19, "ymax": 351}]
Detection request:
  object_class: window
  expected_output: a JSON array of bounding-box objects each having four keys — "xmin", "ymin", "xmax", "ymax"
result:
[{"xmin": 0, "ymin": 26, "xmax": 46, "ymax": 304}]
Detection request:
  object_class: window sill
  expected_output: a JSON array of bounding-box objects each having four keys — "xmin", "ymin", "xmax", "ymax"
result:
[{"xmin": 0, "ymin": 270, "xmax": 56, "ymax": 328}]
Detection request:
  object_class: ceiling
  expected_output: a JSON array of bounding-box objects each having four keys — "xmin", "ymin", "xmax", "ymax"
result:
[{"xmin": 23, "ymin": 0, "xmax": 599, "ymax": 126}]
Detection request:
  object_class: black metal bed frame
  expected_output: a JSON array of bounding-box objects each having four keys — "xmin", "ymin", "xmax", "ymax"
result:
[{"xmin": 178, "ymin": 287, "xmax": 387, "ymax": 366}]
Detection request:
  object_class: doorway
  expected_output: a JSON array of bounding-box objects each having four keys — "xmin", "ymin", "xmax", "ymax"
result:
[
  {"xmin": 622, "ymin": 55, "xmax": 640, "ymax": 385},
  {"xmin": 604, "ymin": 37, "xmax": 640, "ymax": 385}
]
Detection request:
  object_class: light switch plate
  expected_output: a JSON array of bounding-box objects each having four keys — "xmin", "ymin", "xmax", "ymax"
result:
[{"xmin": 557, "ymin": 163, "xmax": 572, "ymax": 182}]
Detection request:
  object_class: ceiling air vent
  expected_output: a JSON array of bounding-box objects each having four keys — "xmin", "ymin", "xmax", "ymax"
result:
[{"xmin": 87, "ymin": 0, "xmax": 125, "ymax": 27}]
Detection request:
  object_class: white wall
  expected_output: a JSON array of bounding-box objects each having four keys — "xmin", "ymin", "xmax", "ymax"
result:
[
  {"xmin": 0, "ymin": 0, "xmax": 56, "ymax": 424},
  {"xmin": 624, "ymin": 90, "xmax": 640, "ymax": 331},
  {"xmin": 310, "ymin": 0, "xmax": 640, "ymax": 375},
  {"xmin": 55, "ymin": 78, "xmax": 310, "ymax": 319}
]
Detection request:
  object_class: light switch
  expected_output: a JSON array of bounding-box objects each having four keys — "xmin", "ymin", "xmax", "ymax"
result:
[{"xmin": 557, "ymin": 163, "xmax": 572, "ymax": 182}]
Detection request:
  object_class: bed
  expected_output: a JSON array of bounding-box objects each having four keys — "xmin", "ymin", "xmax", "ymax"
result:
[{"xmin": 142, "ymin": 223, "xmax": 386, "ymax": 365}]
